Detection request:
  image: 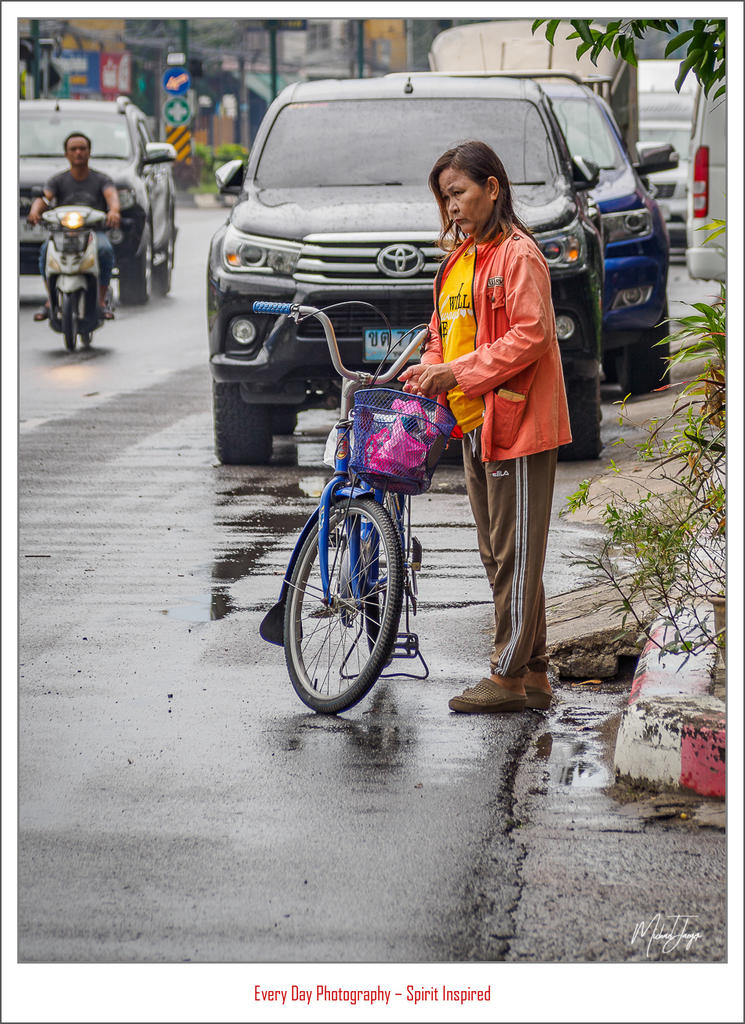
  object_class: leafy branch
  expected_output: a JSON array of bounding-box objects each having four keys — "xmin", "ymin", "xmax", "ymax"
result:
[{"xmin": 532, "ymin": 18, "xmax": 726, "ymax": 98}]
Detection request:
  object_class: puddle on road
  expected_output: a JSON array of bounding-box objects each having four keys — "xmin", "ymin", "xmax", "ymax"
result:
[
  {"xmin": 198, "ymin": 421, "xmax": 469, "ymax": 622},
  {"xmin": 531, "ymin": 696, "xmax": 625, "ymax": 790}
]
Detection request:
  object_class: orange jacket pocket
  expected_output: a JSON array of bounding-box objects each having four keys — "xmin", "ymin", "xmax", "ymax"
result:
[{"xmin": 492, "ymin": 389, "xmax": 527, "ymax": 448}]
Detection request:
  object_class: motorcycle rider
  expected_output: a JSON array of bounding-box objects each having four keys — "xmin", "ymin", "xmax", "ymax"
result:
[{"xmin": 27, "ymin": 131, "xmax": 120, "ymax": 320}]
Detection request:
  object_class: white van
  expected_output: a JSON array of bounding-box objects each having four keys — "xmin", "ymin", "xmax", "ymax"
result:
[
  {"xmin": 686, "ymin": 84, "xmax": 726, "ymax": 281},
  {"xmin": 638, "ymin": 91, "xmax": 694, "ymax": 254}
]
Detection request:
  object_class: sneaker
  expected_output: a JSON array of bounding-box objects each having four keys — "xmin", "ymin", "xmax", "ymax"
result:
[
  {"xmin": 33, "ymin": 303, "xmax": 50, "ymax": 321},
  {"xmin": 524, "ymin": 669, "xmax": 553, "ymax": 710},
  {"xmin": 448, "ymin": 675, "xmax": 527, "ymax": 713}
]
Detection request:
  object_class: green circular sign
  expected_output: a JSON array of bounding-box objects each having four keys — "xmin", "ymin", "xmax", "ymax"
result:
[{"xmin": 163, "ymin": 95, "xmax": 192, "ymax": 126}]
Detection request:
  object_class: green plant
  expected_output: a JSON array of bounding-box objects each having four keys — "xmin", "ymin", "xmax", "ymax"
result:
[
  {"xmin": 563, "ymin": 287, "xmax": 726, "ymax": 657},
  {"xmin": 214, "ymin": 142, "xmax": 248, "ymax": 164},
  {"xmin": 194, "ymin": 141, "xmax": 214, "ymax": 173},
  {"xmin": 532, "ymin": 18, "xmax": 726, "ymax": 97}
]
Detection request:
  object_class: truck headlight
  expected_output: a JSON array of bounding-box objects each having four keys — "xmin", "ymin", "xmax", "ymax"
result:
[
  {"xmin": 610, "ymin": 285, "xmax": 653, "ymax": 310},
  {"xmin": 535, "ymin": 222, "xmax": 585, "ymax": 268},
  {"xmin": 222, "ymin": 225, "xmax": 300, "ymax": 275},
  {"xmin": 602, "ymin": 209, "xmax": 652, "ymax": 244}
]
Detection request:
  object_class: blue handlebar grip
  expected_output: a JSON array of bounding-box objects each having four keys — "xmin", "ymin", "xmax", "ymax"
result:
[{"xmin": 253, "ymin": 301, "xmax": 292, "ymax": 315}]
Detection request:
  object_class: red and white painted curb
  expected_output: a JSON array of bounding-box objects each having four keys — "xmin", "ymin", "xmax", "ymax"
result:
[{"xmin": 614, "ymin": 617, "xmax": 725, "ymax": 798}]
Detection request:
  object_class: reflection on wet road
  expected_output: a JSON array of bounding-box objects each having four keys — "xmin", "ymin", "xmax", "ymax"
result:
[{"xmin": 196, "ymin": 409, "xmax": 491, "ymax": 633}]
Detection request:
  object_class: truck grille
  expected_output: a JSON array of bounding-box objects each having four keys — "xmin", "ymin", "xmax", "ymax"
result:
[
  {"xmin": 297, "ymin": 292, "xmax": 435, "ymax": 342},
  {"xmin": 295, "ymin": 232, "xmax": 442, "ymax": 285}
]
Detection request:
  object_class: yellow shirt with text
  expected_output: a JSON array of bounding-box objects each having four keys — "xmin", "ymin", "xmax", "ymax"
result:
[{"xmin": 438, "ymin": 248, "xmax": 485, "ymax": 433}]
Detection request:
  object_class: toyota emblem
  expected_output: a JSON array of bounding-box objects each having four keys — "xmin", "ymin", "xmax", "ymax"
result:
[{"xmin": 376, "ymin": 243, "xmax": 424, "ymax": 278}]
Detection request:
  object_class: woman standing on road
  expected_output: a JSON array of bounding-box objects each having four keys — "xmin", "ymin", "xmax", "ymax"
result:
[{"xmin": 399, "ymin": 140, "xmax": 572, "ymax": 713}]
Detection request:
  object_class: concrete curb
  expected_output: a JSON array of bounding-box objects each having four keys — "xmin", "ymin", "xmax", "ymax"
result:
[{"xmin": 613, "ymin": 615, "xmax": 725, "ymax": 797}]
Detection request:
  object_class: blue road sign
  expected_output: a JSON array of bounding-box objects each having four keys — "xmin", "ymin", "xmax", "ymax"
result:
[{"xmin": 162, "ymin": 67, "xmax": 191, "ymax": 95}]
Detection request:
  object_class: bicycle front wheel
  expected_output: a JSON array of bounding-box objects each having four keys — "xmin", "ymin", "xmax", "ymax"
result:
[{"xmin": 284, "ymin": 496, "xmax": 404, "ymax": 713}]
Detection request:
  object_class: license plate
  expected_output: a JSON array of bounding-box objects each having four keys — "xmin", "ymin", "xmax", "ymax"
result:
[
  {"xmin": 364, "ymin": 328, "xmax": 415, "ymax": 363},
  {"xmin": 19, "ymin": 218, "xmax": 46, "ymax": 243}
]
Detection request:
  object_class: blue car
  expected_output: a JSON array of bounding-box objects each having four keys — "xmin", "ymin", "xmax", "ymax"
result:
[{"xmin": 545, "ymin": 79, "xmax": 678, "ymax": 394}]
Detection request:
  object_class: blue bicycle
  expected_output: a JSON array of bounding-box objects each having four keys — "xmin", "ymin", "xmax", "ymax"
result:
[{"xmin": 254, "ymin": 301, "xmax": 455, "ymax": 713}]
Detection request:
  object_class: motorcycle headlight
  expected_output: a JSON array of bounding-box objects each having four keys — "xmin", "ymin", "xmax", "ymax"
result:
[
  {"xmin": 117, "ymin": 188, "xmax": 137, "ymax": 210},
  {"xmin": 59, "ymin": 210, "xmax": 85, "ymax": 229},
  {"xmin": 535, "ymin": 222, "xmax": 586, "ymax": 268},
  {"xmin": 602, "ymin": 208, "xmax": 652, "ymax": 245},
  {"xmin": 222, "ymin": 224, "xmax": 300, "ymax": 275}
]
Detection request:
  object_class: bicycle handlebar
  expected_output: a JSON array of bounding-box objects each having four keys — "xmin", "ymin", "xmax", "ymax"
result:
[
  {"xmin": 253, "ymin": 301, "xmax": 292, "ymax": 315},
  {"xmin": 252, "ymin": 301, "xmax": 426, "ymax": 385}
]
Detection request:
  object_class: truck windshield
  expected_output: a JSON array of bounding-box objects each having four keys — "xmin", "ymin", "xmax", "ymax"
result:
[
  {"xmin": 550, "ymin": 97, "xmax": 625, "ymax": 171},
  {"xmin": 255, "ymin": 98, "xmax": 559, "ymax": 187},
  {"xmin": 19, "ymin": 115, "xmax": 132, "ymax": 159}
]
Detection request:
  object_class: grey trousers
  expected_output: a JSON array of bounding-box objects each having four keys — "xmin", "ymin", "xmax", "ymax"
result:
[{"xmin": 462, "ymin": 429, "xmax": 558, "ymax": 678}]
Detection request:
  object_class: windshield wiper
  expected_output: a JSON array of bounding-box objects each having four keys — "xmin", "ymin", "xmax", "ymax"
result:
[{"xmin": 316, "ymin": 181, "xmax": 404, "ymax": 187}]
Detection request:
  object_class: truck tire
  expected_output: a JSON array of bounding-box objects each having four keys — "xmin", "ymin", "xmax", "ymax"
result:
[
  {"xmin": 213, "ymin": 382, "xmax": 273, "ymax": 465},
  {"xmin": 559, "ymin": 369, "xmax": 602, "ymax": 461},
  {"xmin": 616, "ymin": 321, "xmax": 670, "ymax": 396},
  {"xmin": 119, "ymin": 225, "xmax": 152, "ymax": 306},
  {"xmin": 271, "ymin": 406, "xmax": 298, "ymax": 435}
]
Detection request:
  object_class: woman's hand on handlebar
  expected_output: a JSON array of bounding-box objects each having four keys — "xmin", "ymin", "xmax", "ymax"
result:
[{"xmin": 399, "ymin": 361, "xmax": 457, "ymax": 397}]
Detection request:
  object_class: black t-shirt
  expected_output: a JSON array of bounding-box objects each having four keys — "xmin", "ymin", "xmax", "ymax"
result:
[{"xmin": 44, "ymin": 168, "xmax": 114, "ymax": 213}]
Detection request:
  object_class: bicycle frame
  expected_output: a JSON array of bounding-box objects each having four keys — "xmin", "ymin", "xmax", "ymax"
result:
[{"xmin": 255, "ymin": 301, "xmax": 428, "ymax": 661}]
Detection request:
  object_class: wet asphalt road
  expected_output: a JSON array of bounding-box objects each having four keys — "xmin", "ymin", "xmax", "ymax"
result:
[{"xmin": 16, "ymin": 208, "xmax": 725, "ymax": 967}]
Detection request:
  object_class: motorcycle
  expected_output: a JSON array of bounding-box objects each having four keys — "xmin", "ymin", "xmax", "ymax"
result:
[{"xmin": 40, "ymin": 204, "xmax": 108, "ymax": 351}]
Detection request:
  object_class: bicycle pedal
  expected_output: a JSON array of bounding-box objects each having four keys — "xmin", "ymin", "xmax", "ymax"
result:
[{"xmin": 393, "ymin": 632, "xmax": 420, "ymax": 658}]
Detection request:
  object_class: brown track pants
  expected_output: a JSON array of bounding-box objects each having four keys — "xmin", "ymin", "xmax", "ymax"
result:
[{"xmin": 462, "ymin": 429, "xmax": 558, "ymax": 678}]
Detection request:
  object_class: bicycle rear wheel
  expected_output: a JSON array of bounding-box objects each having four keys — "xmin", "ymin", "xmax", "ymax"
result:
[{"xmin": 284, "ymin": 496, "xmax": 403, "ymax": 713}]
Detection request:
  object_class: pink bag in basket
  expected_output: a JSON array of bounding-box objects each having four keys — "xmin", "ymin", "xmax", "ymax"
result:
[{"xmin": 366, "ymin": 417, "xmax": 428, "ymax": 477}]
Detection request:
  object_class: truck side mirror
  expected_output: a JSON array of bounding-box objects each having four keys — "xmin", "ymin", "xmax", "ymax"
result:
[
  {"xmin": 143, "ymin": 142, "xmax": 177, "ymax": 165},
  {"xmin": 215, "ymin": 159, "xmax": 245, "ymax": 195},
  {"xmin": 572, "ymin": 156, "xmax": 600, "ymax": 191},
  {"xmin": 634, "ymin": 142, "xmax": 679, "ymax": 176}
]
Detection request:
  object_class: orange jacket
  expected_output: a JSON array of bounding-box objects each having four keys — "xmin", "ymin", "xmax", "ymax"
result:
[{"xmin": 424, "ymin": 230, "xmax": 572, "ymax": 462}]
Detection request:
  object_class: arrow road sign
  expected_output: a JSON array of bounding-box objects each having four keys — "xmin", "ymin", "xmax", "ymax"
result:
[
  {"xmin": 163, "ymin": 95, "xmax": 192, "ymax": 126},
  {"xmin": 162, "ymin": 67, "xmax": 191, "ymax": 95}
]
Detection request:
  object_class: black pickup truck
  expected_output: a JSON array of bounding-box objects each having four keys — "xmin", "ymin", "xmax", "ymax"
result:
[{"xmin": 207, "ymin": 74, "xmax": 604, "ymax": 464}]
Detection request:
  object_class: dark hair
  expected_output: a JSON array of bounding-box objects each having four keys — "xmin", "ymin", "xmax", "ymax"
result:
[
  {"xmin": 63, "ymin": 132, "xmax": 92, "ymax": 153},
  {"xmin": 429, "ymin": 140, "xmax": 530, "ymax": 251}
]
